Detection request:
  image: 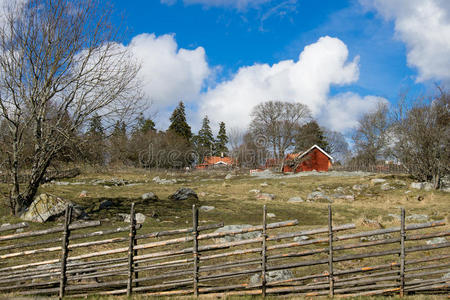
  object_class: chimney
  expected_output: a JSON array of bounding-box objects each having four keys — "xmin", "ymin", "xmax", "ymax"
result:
[{"xmin": 221, "ymin": 152, "xmax": 224, "ymax": 158}]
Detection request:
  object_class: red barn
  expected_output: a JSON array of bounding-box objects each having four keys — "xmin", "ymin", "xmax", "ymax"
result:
[{"xmin": 282, "ymin": 145, "xmax": 333, "ymax": 173}]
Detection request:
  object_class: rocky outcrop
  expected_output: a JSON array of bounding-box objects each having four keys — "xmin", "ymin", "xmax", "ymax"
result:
[{"xmin": 20, "ymin": 193, "xmax": 86, "ymax": 223}]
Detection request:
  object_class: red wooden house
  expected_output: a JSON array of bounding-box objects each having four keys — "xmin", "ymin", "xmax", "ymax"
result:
[
  {"xmin": 282, "ymin": 145, "xmax": 333, "ymax": 173},
  {"xmin": 196, "ymin": 155, "xmax": 236, "ymax": 169}
]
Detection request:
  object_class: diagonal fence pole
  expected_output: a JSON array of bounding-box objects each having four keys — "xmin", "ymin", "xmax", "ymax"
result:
[
  {"xmin": 262, "ymin": 205, "xmax": 267, "ymax": 297},
  {"xmin": 328, "ymin": 204, "xmax": 334, "ymax": 297},
  {"xmin": 59, "ymin": 205, "xmax": 72, "ymax": 300},
  {"xmin": 193, "ymin": 204, "xmax": 199, "ymax": 297},
  {"xmin": 127, "ymin": 203, "xmax": 136, "ymax": 297}
]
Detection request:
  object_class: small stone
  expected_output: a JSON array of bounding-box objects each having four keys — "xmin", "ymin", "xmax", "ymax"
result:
[
  {"xmin": 120, "ymin": 213, "xmax": 146, "ymax": 224},
  {"xmin": 406, "ymin": 214, "xmax": 428, "ymax": 222},
  {"xmin": 200, "ymin": 206, "xmax": 215, "ymax": 212},
  {"xmin": 260, "ymin": 182, "xmax": 269, "ymax": 187},
  {"xmin": 15, "ymin": 228, "xmax": 24, "ymax": 233},
  {"xmin": 352, "ymin": 184, "xmax": 368, "ymax": 191},
  {"xmin": 225, "ymin": 174, "xmax": 233, "ymax": 180},
  {"xmin": 307, "ymin": 191, "xmax": 332, "ymax": 203},
  {"xmin": 214, "ymin": 225, "xmax": 261, "ymax": 243},
  {"xmin": 199, "ymin": 192, "xmax": 207, "ymax": 197},
  {"xmin": 256, "ymin": 193, "xmax": 275, "ymax": 201},
  {"xmin": 249, "ymin": 189, "xmax": 260, "ymax": 194},
  {"xmin": 288, "ymin": 197, "xmax": 304, "ymax": 203},
  {"xmin": 141, "ymin": 192, "xmax": 158, "ymax": 201},
  {"xmin": 371, "ymin": 179, "xmax": 386, "ymax": 184},
  {"xmin": 279, "ymin": 182, "xmax": 287, "ymax": 186},
  {"xmin": 267, "ymin": 213, "xmax": 276, "ymax": 218},
  {"xmin": 426, "ymin": 237, "xmax": 447, "ymax": 245},
  {"xmin": 249, "ymin": 270, "xmax": 294, "ymax": 286},
  {"xmin": 293, "ymin": 235, "xmax": 309, "ymax": 242},
  {"xmin": 79, "ymin": 190, "xmax": 88, "ymax": 197},
  {"xmin": 380, "ymin": 183, "xmax": 394, "ymax": 191},
  {"xmin": 104, "ymin": 186, "xmax": 111, "ymax": 189}
]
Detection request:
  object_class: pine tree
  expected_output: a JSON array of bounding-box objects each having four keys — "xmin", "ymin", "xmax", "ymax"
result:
[
  {"xmin": 85, "ymin": 114, "xmax": 105, "ymax": 164},
  {"xmin": 197, "ymin": 115, "xmax": 215, "ymax": 154},
  {"xmin": 168, "ymin": 101, "xmax": 192, "ymax": 141},
  {"xmin": 135, "ymin": 113, "xmax": 156, "ymax": 134},
  {"xmin": 294, "ymin": 120, "xmax": 329, "ymax": 153},
  {"xmin": 87, "ymin": 114, "xmax": 104, "ymax": 137},
  {"xmin": 215, "ymin": 121, "xmax": 229, "ymax": 156}
]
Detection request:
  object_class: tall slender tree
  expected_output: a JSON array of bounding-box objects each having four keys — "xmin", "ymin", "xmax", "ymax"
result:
[
  {"xmin": 168, "ymin": 101, "xmax": 192, "ymax": 141},
  {"xmin": 294, "ymin": 120, "xmax": 329, "ymax": 153},
  {"xmin": 215, "ymin": 121, "xmax": 229, "ymax": 156},
  {"xmin": 197, "ymin": 115, "xmax": 215, "ymax": 154}
]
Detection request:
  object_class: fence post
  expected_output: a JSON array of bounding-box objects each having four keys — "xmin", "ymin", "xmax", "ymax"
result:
[
  {"xmin": 59, "ymin": 205, "xmax": 72, "ymax": 300},
  {"xmin": 400, "ymin": 208, "xmax": 406, "ymax": 297},
  {"xmin": 193, "ymin": 205, "xmax": 199, "ymax": 297},
  {"xmin": 127, "ymin": 203, "xmax": 136, "ymax": 297},
  {"xmin": 261, "ymin": 205, "xmax": 267, "ymax": 297},
  {"xmin": 328, "ymin": 205, "xmax": 334, "ymax": 297}
]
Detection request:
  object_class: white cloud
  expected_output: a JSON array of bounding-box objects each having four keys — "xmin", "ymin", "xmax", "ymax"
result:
[
  {"xmin": 319, "ymin": 93, "xmax": 388, "ymax": 132},
  {"xmin": 161, "ymin": 0, "xmax": 272, "ymax": 10},
  {"xmin": 198, "ymin": 36, "xmax": 367, "ymax": 132},
  {"xmin": 128, "ymin": 33, "xmax": 211, "ymax": 108},
  {"xmin": 360, "ymin": 0, "xmax": 450, "ymax": 82}
]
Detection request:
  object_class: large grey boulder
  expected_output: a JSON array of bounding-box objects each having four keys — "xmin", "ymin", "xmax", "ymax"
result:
[
  {"xmin": 20, "ymin": 193, "xmax": 85, "ymax": 223},
  {"xmin": 214, "ymin": 225, "xmax": 261, "ymax": 243},
  {"xmin": 169, "ymin": 188, "xmax": 198, "ymax": 201},
  {"xmin": 249, "ymin": 270, "xmax": 294, "ymax": 286}
]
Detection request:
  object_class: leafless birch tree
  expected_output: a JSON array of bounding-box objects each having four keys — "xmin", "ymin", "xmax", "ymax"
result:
[{"xmin": 0, "ymin": 0, "xmax": 141, "ymax": 214}]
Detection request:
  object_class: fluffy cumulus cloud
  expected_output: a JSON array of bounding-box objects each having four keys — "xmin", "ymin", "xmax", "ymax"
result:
[
  {"xmin": 198, "ymin": 36, "xmax": 380, "ymax": 132},
  {"xmin": 127, "ymin": 33, "xmax": 210, "ymax": 108},
  {"xmin": 360, "ymin": 0, "xmax": 450, "ymax": 82},
  {"xmin": 319, "ymin": 93, "xmax": 388, "ymax": 132}
]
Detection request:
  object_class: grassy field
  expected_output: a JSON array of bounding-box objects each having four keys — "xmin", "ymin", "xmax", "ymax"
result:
[
  {"xmin": 1, "ymin": 167, "xmax": 448, "ymax": 230},
  {"xmin": 0, "ymin": 167, "xmax": 448, "ymax": 299}
]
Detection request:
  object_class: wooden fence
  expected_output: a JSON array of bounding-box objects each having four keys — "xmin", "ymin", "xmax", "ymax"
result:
[{"xmin": 0, "ymin": 205, "xmax": 448, "ymax": 299}]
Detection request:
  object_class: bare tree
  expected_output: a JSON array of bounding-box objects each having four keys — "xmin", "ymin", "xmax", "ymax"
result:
[
  {"xmin": 250, "ymin": 101, "xmax": 311, "ymax": 171},
  {"xmin": 324, "ymin": 129, "xmax": 350, "ymax": 163},
  {"xmin": 392, "ymin": 88, "xmax": 449, "ymax": 189},
  {"xmin": 0, "ymin": 0, "xmax": 141, "ymax": 214},
  {"xmin": 352, "ymin": 102, "xmax": 390, "ymax": 165}
]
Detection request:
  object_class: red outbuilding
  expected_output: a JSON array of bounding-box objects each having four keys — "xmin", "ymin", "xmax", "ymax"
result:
[{"xmin": 282, "ymin": 145, "xmax": 333, "ymax": 173}]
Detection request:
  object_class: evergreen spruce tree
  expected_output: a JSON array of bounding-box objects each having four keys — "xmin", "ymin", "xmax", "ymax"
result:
[
  {"xmin": 87, "ymin": 114, "xmax": 104, "ymax": 137},
  {"xmin": 168, "ymin": 101, "xmax": 192, "ymax": 141},
  {"xmin": 85, "ymin": 114, "xmax": 105, "ymax": 164},
  {"xmin": 198, "ymin": 115, "xmax": 215, "ymax": 154},
  {"xmin": 294, "ymin": 120, "xmax": 329, "ymax": 153},
  {"xmin": 135, "ymin": 113, "xmax": 156, "ymax": 134},
  {"xmin": 215, "ymin": 121, "xmax": 229, "ymax": 156}
]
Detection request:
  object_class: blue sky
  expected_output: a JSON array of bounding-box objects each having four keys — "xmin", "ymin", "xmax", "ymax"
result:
[{"xmin": 110, "ymin": 0, "xmax": 450, "ymax": 133}]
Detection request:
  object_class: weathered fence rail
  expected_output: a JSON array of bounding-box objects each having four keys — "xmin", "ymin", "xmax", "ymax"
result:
[{"xmin": 0, "ymin": 205, "xmax": 448, "ymax": 299}]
